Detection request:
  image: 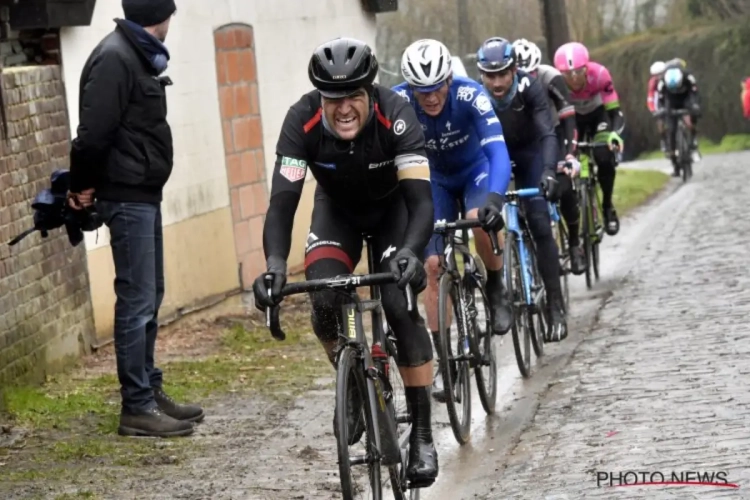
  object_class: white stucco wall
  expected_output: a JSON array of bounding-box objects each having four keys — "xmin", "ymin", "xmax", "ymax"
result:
[{"xmin": 60, "ymin": 0, "xmax": 377, "ymax": 251}]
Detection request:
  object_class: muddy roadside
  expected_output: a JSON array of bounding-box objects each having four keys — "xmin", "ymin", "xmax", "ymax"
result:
[{"xmin": 0, "ymin": 293, "xmax": 346, "ymax": 500}]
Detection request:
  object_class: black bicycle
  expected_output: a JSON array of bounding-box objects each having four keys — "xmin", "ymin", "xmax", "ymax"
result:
[
  {"xmin": 667, "ymin": 108, "xmax": 693, "ymax": 182},
  {"xmin": 431, "ymin": 217, "xmax": 498, "ymax": 445},
  {"xmin": 264, "ymin": 236, "xmax": 423, "ymax": 500}
]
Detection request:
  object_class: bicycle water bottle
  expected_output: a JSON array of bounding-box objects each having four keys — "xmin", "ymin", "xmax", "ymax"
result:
[{"xmin": 371, "ymin": 342, "xmax": 400, "ymax": 465}]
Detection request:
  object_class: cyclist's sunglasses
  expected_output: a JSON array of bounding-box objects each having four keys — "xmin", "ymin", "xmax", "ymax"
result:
[{"xmin": 562, "ymin": 67, "xmax": 586, "ymax": 78}]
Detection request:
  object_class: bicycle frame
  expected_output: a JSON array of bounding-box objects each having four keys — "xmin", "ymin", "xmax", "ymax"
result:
[{"xmin": 503, "ymin": 187, "xmax": 544, "ymax": 306}]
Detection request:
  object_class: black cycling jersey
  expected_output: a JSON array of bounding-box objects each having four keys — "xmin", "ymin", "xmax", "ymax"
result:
[
  {"xmin": 491, "ymin": 70, "xmax": 558, "ymax": 172},
  {"xmin": 657, "ymin": 71, "xmax": 700, "ymax": 110},
  {"xmin": 536, "ymin": 64, "xmax": 577, "ymax": 156},
  {"xmin": 264, "ymin": 85, "xmax": 433, "ymax": 261}
]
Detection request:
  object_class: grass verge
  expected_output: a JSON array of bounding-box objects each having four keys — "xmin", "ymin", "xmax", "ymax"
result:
[
  {"xmin": 612, "ymin": 168, "xmax": 670, "ymax": 214},
  {"xmin": 638, "ymin": 133, "xmax": 750, "ymax": 160},
  {"xmin": 0, "ymin": 305, "xmax": 329, "ymax": 488}
]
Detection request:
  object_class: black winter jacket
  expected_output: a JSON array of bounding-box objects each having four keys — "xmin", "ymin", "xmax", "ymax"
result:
[{"xmin": 70, "ymin": 19, "xmax": 173, "ymax": 203}]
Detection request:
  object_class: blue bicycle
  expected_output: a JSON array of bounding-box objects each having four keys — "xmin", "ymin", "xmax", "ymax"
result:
[{"xmin": 502, "ymin": 187, "xmax": 549, "ymax": 378}]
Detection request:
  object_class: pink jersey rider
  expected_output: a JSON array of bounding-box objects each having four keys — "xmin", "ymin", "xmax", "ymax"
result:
[{"xmin": 554, "ymin": 43, "xmax": 620, "ymax": 116}]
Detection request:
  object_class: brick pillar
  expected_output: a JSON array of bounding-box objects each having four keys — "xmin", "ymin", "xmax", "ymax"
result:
[{"xmin": 214, "ymin": 25, "xmax": 269, "ymax": 290}]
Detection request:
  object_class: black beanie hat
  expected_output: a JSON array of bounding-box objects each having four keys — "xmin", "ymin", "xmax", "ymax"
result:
[{"xmin": 122, "ymin": 0, "xmax": 176, "ymax": 27}]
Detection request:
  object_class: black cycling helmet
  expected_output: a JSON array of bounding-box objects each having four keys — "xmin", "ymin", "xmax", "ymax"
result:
[
  {"xmin": 477, "ymin": 37, "xmax": 516, "ymax": 73},
  {"xmin": 308, "ymin": 37, "xmax": 379, "ymax": 98}
]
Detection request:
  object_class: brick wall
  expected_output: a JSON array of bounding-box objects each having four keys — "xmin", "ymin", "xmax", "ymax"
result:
[
  {"xmin": 214, "ymin": 24, "xmax": 269, "ymax": 290},
  {"xmin": 0, "ymin": 65, "xmax": 95, "ymax": 392}
]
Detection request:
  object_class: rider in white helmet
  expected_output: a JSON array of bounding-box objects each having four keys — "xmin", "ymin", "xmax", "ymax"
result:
[
  {"xmin": 393, "ymin": 39, "xmax": 515, "ymax": 401},
  {"xmin": 648, "ymin": 61, "xmax": 667, "ymax": 151},
  {"xmin": 513, "ymin": 38, "xmax": 586, "ymax": 276}
]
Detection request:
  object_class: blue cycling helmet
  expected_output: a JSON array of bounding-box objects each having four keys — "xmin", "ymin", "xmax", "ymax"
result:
[
  {"xmin": 664, "ymin": 67, "xmax": 683, "ymax": 90},
  {"xmin": 477, "ymin": 37, "xmax": 515, "ymax": 72}
]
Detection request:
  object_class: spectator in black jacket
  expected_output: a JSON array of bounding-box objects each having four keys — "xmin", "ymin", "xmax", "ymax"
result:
[{"xmin": 68, "ymin": 0, "xmax": 204, "ymax": 438}]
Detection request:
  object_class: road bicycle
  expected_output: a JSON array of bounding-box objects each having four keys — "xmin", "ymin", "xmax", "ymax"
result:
[
  {"xmin": 501, "ymin": 187, "xmax": 548, "ymax": 378},
  {"xmin": 431, "ymin": 215, "xmax": 498, "ymax": 445},
  {"xmin": 264, "ymin": 237, "xmax": 423, "ymax": 500},
  {"xmin": 667, "ymin": 108, "xmax": 694, "ymax": 182},
  {"xmin": 575, "ymin": 140, "xmax": 607, "ymax": 290}
]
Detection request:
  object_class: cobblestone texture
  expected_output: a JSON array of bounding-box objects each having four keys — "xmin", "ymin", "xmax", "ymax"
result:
[
  {"xmin": 0, "ymin": 66, "xmax": 95, "ymax": 388},
  {"xmin": 480, "ymin": 162, "xmax": 750, "ymax": 498}
]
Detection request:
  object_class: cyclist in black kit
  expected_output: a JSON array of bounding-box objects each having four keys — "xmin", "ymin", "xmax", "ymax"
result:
[{"xmin": 252, "ymin": 37, "xmax": 438, "ymax": 485}]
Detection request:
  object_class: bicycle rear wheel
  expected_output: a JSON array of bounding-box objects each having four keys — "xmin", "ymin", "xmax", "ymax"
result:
[
  {"xmin": 437, "ymin": 272, "xmax": 471, "ymax": 444},
  {"xmin": 467, "ymin": 257, "xmax": 497, "ymax": 415},
  {"xmin": 505, "ymin": 232, "xmax": 532, "ymax": 378},
  {"xmin": 336, "ymin": 346, "xmax": 381, "ymax": 500}
]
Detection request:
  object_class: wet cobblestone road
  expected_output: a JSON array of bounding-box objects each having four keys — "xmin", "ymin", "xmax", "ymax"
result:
[{"xmin": 474, "ymin": 155, "xmax": 750, "ymax": 499}]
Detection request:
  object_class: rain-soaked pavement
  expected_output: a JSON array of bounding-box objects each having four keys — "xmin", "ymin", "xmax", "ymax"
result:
[{"xmin": 45, "ymin": 152, "xmax": 748, "ymax": 499}]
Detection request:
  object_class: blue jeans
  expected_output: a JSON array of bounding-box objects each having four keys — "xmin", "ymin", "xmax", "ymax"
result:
[{"xmin": 97, "ymin": 201, "xmax": 165, "ymax": 413}]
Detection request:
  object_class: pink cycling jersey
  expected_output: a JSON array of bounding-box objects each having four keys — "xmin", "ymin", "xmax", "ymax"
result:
[{"xmin": 567, "ymin": 61, "xmax": 620, "ymax": 115}]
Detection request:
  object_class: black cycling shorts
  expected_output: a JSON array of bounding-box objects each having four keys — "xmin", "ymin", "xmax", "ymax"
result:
[{"xmin": 303, "ymin": 185, "xmax": 433, "ymax": 367}]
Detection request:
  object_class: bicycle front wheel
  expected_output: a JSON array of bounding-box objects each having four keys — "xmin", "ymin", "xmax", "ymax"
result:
[
  {"xmin": 336, "ymin": 346, "xmax": 381, "ymax": 500},
  {"xmin": 468, "ymin": 256, "xmax": 497, "ymax": 415},
  {"xmin": 554, "ymin": 214, "xmax": 570, "ymax": 314},
  {"xmin": 525, "ymin": 237, "xmax": 545, "ymax": 358},
  {"xmin": 437, "ymin": 272, "xmax": 471, "ymax": 444},
  {"xmin": 590, "ymin": 182, "xmax": 601, "ymax": 282},
  {"xmin": 505, "ymin": 232, "xmax": 532, "ymax": 378},
  {"xmin": 578, "ymin": 187, "xmax": 593, "ymax": 290}
]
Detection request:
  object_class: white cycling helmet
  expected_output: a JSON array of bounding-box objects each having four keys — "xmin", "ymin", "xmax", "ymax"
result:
[
  {"xmin": 401, "ymin": 39, "xmax": 453, "ymax": 92},
  {"xmin": 513, "ymin": 38, "xmax": 542, "ymax": 72},
  {"xmin": 650, "ymin": 61, "xmax": 666, "ymax": 76}
]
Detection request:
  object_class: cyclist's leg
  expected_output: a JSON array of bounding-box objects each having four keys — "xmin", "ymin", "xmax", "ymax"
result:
[
  {"xmin": 589, "ymin": 106, "xmax": 619, "ymax": 235},
  {"xmin": 665, "ymin": 104, "xmax": 680, "ymax": 175},
  {"xmin": 463, "ymin": 161, "xmax": 512, "ymax": 335},
  {"xmin": 513, "ymin": 149, "xmax": 567, "ymax": 340},
  {"xmin": 373, "ymin": 190, "xmax": 438, "ymax": 483},
  {"xmin": 304, "ymin": 189, "xmax": 364, "ymax": 364},
  {"xmin": 555, "ymin": 124, "xmax": 585, "ymax": 274},
  {"xmin": 423, "ymin": 176, "xmax": 457, "ymax": 401}
]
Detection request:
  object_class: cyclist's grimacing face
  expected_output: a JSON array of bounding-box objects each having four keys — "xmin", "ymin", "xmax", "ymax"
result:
[
  {"xmin": 562, "ymin": 66, "xmax": 587, "ymax": 91},
  {"xmin": 481, "ymin": 68, "xmax": 516, "ymax": 100},
  {"xmin": 413, "ymin": 81, "xmax": 450, "ymax": 117},
  {"xmin": 322, "ymin": 89, "xmax": 369, "ymax": 140}
]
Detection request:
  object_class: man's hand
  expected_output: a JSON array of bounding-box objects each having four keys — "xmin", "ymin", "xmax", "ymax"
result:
[
  {"xmin": 389, "ymin": 248, "xmax": 426, "ymax": 292},
  {"xmin": 563, "ymin": 155, "xmax": 580, "ymax": 177},
  {"xmin": 252, "ymin": 255, "xmax": 287, "ymax": 311},
  {"xmin": 68, "ymin": 188, "xmax": 95, "ymax": 210},
  {"xmin": 478, "ymin": 192, "xmax": 505, "ymax": 233},
  {"xmin": 540, "ymin": 169, "xmax": 560, "ymax": 202}
]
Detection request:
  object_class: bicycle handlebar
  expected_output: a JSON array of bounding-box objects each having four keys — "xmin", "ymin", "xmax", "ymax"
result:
[
  {"xmin": 433, "ymin": 218, "xmax": 501, "ymax": 255},
  {"xmin": 263, "ymin": 266, "xmax": 414, "ymax": 341}
]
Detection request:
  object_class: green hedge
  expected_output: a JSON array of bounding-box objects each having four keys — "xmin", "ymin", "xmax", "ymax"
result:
[{"xmin": 589, "ymin": 19, "xmax": 750, "ymax": 159}]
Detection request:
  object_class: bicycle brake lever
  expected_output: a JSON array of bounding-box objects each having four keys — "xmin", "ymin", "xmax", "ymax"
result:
[
  {"xmin": 398, "ymin": 260, "xmax": 415, "ymax": 312},
  {"xmin": 489, "ymin": 231, "xmax": 501, "ymax": 256}
]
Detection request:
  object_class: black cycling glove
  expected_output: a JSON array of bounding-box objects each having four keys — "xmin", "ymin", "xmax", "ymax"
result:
[
  {"xmin": 540, "ymin": 169, "xmax": 561, "ymax": 202},
  {"xmin": 252, "ymin": 255, "xmax": 287, "ymax": 311},
  {"xmin": 389, "ymin": 248, "xmax": 426, "ymax": 293},
  {"xmin": 478, "ymin": 192, "xmax": 505, "ymax": 232}
]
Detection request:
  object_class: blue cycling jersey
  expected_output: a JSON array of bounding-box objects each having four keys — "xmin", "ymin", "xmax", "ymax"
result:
[{"xmin": 391, "ymin": 76, "xmax": 512, "ymax": 196}]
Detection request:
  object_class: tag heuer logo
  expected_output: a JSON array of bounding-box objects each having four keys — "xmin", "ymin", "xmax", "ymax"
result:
[{"xmin": 280, "ymin": 156, "xmax": 307, "ymax": 182}]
